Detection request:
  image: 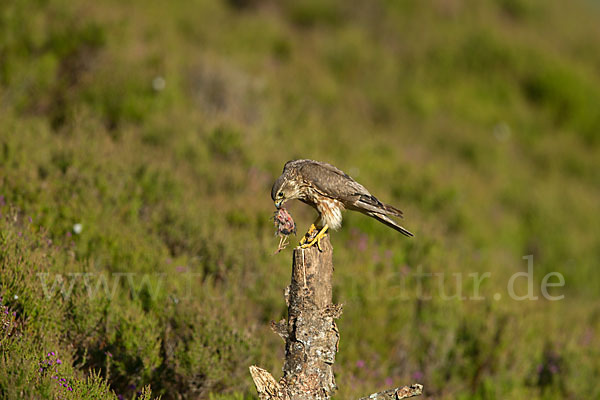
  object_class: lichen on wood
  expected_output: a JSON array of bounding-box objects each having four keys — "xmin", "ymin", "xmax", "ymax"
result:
[{"xmin": 358, "ymin": 383, "xmax": 424, "ymax": 400}]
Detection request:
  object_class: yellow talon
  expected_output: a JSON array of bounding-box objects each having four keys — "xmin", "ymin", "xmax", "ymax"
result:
[
  {"xmin": 300, "ymin": 225, "xmax": 329, "ymax": 251},
  {"xmin": 299, "ymin": 223, "xmax": 318, "ymax": 245}
]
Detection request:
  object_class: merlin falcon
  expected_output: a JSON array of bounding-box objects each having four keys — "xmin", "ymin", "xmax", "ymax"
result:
[{"xmin": 271, "ymin": 159, "xmax": 413, "ymax": 250}]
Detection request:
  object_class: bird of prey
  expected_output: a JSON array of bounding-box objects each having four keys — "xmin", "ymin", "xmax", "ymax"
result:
[{"xmin": 271, "ymin": 159, "xmax": 413, "ymax": 250}]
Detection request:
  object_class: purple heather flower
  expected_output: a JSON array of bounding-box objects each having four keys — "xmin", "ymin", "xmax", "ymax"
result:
[
  {"xmin": 356, "ymin": 359, "xmax": 365, "ymax": 368},
  {"xmin": 412, "ymin": 371, "xmax": 424, "ymax": 381},
  {"xmin": 105, "ymin": 351, "xmax": 112, "ymax": 357},
  {"xmin": 355, "ymin": 233, "xmax": 368, "ymax": 252},
  {"xmin": 580, "ymin": 328, "xmax": 593, "ymax": 347},
  {"xmin": 56, "ymin": 359, "xmax": 62, "ymax": 364},
  {"xmin": 537, "ymin": 364, "xmax": 543, "ymax": 373},
  {"xmin": 0, "ymin": 195, "xmax": 5, "ymax": 206},
  {"xmin": 385, "ymin": 377, "xmax": 394, "ymax": 386}
]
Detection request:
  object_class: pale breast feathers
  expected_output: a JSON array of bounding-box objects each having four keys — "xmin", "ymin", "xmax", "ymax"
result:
[{"xmin": 316, "ymin": 197, "xmax": 344, "ymax": 230}]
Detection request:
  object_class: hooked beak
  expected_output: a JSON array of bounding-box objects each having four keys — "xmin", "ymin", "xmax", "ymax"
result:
[{"xmin": 275, "ymin": 199, "xmax": 284, "ymax": 209}]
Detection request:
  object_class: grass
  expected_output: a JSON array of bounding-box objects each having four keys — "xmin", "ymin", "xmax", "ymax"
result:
[{"xmin": 1, "ymin": 0, "xmax": 600, "ymax": 398}]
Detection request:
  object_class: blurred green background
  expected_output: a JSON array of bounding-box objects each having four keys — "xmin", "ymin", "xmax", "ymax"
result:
[{"xmin": 1, "ymin": 0, "xmax": 599, "ymax": 398}]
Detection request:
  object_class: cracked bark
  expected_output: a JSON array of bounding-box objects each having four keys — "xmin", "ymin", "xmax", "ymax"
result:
[{"xmin": 250, "ymin": 235, "xmax": 423, "ymax": 400}]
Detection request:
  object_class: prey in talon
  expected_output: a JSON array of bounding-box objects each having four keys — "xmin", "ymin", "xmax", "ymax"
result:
[{"xmin": 273, "ymin": 207, "xmax": 297, "ymax": 254}]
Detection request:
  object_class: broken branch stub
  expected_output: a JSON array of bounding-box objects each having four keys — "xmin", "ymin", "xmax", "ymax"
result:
[
  {"xmin": 283, "ymin": 236, "xmax": 339, "ymax": 400},
  {"xmin": 250, "ymin": 236, "xmax": 340, "ymax": 400},
  {"xmin": 358, "ymin": 384, "xmax": 424, "ymax": 400}
]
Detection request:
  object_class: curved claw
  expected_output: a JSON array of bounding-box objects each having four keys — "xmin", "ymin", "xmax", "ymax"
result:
[
  {"xmin": 300, "ymin": 225, "xmax": 329, "ymax": 251},
  {"xmin": 299, "ymin": 223, "xmax": 318, "ymax": 245}
]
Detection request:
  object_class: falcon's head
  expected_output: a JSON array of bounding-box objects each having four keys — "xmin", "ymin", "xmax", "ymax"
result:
[{"xmin": 271, "ymin": 172, "xmax": 301, "ymax": 209}]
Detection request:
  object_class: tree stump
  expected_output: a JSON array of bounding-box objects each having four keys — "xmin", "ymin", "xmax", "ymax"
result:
[{"xmin": 250, "ymin": 235, "xmax": 423, "ymax": 399}]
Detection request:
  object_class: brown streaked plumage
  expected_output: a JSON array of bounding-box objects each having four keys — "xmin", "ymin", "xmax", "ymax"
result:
[{"xmin": 271, "ymin": 159, "xmax": 413, "ymax": 248}]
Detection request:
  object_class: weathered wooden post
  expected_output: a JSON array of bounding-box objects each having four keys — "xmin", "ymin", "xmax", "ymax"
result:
[{"xmin": 250, "ymin": 236, "xmax": 423, "ymax": 399}]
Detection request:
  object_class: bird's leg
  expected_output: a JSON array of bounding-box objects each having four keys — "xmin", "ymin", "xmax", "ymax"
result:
[
  {"xmin": 299, "ymin": 222, "xmax": 318, "ymax": 245},
  {"xmin": 273, "ymin": 235, "xmax": 289, "ymax": 255},
  {"xmin": 300, "ymin": 224, "xmax": 329, "ymax": 251}
]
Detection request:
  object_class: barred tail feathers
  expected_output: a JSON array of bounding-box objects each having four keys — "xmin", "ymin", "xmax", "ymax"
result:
[
  {"xmin": 383, "ymin": 203, "xmax": 404, "ymax": 217},
  {"xmin": 367, "ymin": 212, "xmax": 414, "ymax": 237}
]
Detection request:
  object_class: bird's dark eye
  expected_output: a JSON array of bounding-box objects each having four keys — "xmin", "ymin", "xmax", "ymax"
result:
[{"xmin": 278, "ymin": 191, "xmax": 284, "ymax": 198}]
